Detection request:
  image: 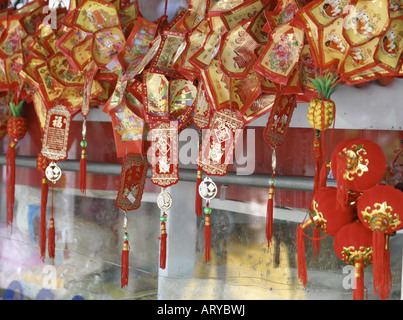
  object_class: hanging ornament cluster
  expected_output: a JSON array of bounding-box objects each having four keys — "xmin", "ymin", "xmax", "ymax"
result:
[
  {"xmin": 0, "ymin": 0, "xmax": 400, "ymax": 297},
  {"xmin": 297, "ymin": 138, "xmax": 403, "ymax": 300}
]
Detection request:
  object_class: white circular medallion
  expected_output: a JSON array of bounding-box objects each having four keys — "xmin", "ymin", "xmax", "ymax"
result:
[
  {"xmin": 198, "ymin": 176, "xmax": 217, "ymax": 200},
  {"xmin": 157, "ymin": 188, "xmax": 172, "ymax": 212},
  {"xmin": 45, "ymin": 161, "xmax": 62, "ymax": 183}
]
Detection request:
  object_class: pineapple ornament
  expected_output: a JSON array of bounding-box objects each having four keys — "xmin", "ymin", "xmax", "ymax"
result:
[
  {"xmin": 306, "ymin": 72, "xmax": 339, "ymax": 261},
  {"xmin": 307, "ymin": 72, "xmax": 338, "ymax": 132},
  {"xmin": 307, "ymin": 72, "xmax": 339, "ymax": 193}
]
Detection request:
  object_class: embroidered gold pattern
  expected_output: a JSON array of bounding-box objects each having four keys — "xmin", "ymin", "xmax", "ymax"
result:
[
  {"xmin": 341, "ymin": 246, "xmax": 373, "ymax": 265},
  {"xmin": 360, "ymin": 201, "xmax": 401, "ymax": 232},
  {"xmin": 341, "ymin": 144, "xmax": 369, "ymax": 180}
]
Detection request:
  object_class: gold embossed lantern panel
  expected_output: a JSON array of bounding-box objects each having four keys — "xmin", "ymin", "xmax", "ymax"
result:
[{"xmin": 331, "ymin": 139, "xmax": 387, "ymax": 206}]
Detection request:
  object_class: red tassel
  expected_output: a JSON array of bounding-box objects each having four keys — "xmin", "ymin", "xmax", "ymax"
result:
[
  {"xmin": 205, "ymin": 214, "xmax": 211, "ymax": 262},
  {"xmin": 159, "ymin": 221, "xmax": 167, "ymax": 269},
  {"xmin": 381, "ymin": 240, "xmax": 392, "ymax": 300},
  {"xmin": 40, "ymin": 176, "xmax": 48, "ymax": 260},
  {"xmin": 121, "ymin": 233, "xmax": 129, "ymax": 288},
  {"xmin": 48, "ymin": 217, "xmax": 55, "ymax": 259},
  {"xmin": 79, "ymin": 147, "xmax": 87, "ymax": 196},
  {"xmin": 336, "ymin": 153, "xmax": 349, "ymax": 208},
  {"xmin": 195, "ymin": 168, "xmax": 202, "ymax": 217},
  {"xmin": 297, "ymin": 221, "xmax": 311, "ymax": 287},
  {"xmin": 319, "ymin": 162, "xmax": 328, "ymax": 188},
  {"xmin": 266, "ymin": 180, "xmax": 275, "ymax": 248},
  {"xmin": 6, "ymin": 141, "xmax": 16, "ymax": 227},
  {"xmin": 6, "ymin": 116, "xmax": 27, "ymax": 228},
  {"xmin": 353, "ymin": 259, "xmax": 365, "ymax": 300},
  {"xmin": 313, "ymin": 227, "xmax": 321, "ymax": 260},
  {"xmin": 372, "ymin": 230, "xmax": 392, "ymax": 299},
  {"xmin": 312, "ymin": 133, "xmax": 323, "ymax": 195}
]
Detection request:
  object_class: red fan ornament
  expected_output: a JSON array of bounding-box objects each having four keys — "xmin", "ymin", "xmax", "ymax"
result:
[{"xmin": 357, "ymin": 184, "xmax": 403, "ymax": 300}]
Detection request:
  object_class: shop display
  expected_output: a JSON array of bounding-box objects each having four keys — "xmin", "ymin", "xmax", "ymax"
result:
[{"xmin": 0, "ymin": 0, "xmax": 402, "ymax": 300}]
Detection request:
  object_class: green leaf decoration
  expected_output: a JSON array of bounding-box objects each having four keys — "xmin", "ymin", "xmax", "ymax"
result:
[
  {"xmin": 10, "ymin": 100, "xmax": 25, "ymax": 117},
  {"xmin": 308, "ymin": 72, "xmax": 339, "ymax": 100}
]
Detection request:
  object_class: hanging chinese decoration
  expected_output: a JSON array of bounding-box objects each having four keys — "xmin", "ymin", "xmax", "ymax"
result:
[
  {"xmin": 330, "ymin": 138, "xmax": 387, "ymax": 207},
  {"xmin": 198, "ymin": 176, "xmax": 217, "ymax": 262},
  {"xmin": 115, "ymin": 153, "xmax": 149, "ymax": 287},
  {"xmin": 333, "ymin": 220, "xmax": 373, "ymax": 300},
  {"xmin": 263, "ymin": 94, "xmax": 296, "ymax": 247},
  {"xmin": 20, "ymin": 4, "xmax": 103, "ymax": 258},
  {"xmin": 5, "ymin": 100, "xmax": 26, "ymax": 228},
  {"xmin": 143, "ymin": 70, "xmax": 197, "ymax": 268},
  {"xmin": 1, "ymin": 5, "xmax": 31, "ymax": 229},
  {"xmin": 357, "ymin": 184, "xmax": 403, "ymax": 300},
  {"xmin": 0, "ymin": 0, "xmax": 401, "ymax": 300},
  {"xmin": 57, "ymin": 0, "xmax": 126, "ymax": 195}
]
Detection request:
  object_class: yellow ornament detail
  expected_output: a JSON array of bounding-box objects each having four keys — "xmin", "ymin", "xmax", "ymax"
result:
[
  {"xmin": 361, "ymin": 201, "xmax": 401, "ymax": 232},
  {"xmin": 307, "ymin": 98, "xmax": 335, "ymax": 130},
  {"xmin": 341, "ymin": 246, "xmax": 373, "ymax": 265}
]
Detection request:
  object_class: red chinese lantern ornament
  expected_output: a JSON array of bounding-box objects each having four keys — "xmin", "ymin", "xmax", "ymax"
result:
[
  {"xmin": 334, "ymin": 220, "xmax": 373, "ymax": 300},
  {"xmin": 357, "ymin": 184, "xmax": 403, "ymax": 300},
  {"xmin": 331, "ymin": 139, "xmax": 386, "ymax": 207}
]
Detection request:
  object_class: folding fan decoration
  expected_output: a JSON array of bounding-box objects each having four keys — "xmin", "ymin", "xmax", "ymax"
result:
[
  {"xmin": 20, "ymin": 17, "xmax": 103, "ymax": 259},
  {"xmin": 0, "ymin": 0, "xmax": 402, "ymax": 298},
  {"xmin": 85, "ymin": 6, "xmax": 162, "ymax": 288},
  {"xmin": 254, "ymin": 21, "xmax": 305, "ymax": 87},
  {"xmin": 102, "ymin": 15, "xmax": 159, "ymax": 158},
  {"xmin": 57, "ymin": 0, "xmax": 126, "ymax": 195},
  {"xmin": 143, "ymin": 71, "xmax": 197, "ymax": 268},
  {"xmin": 295, "ymin": 0, "xmax": 403, "ymax": 86}
]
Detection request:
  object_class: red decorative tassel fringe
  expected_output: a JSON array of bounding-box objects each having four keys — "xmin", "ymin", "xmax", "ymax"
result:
[
  {"xmin": 48, "ymin": 217, "xmax": 55, "ymax": 259},
  {"xmin": 313, "ymin": 227, "xmax": 321, "ymax": 260},
  {"xmin": 319, "ymin": 162, "xmax": 328, "ymax": 189},
  {"xmin": 205, "ymin": 214, "xmax": 211, "ymax": 262},
  {"xmin": 80, "ymin": 147, "xmax": 87, "ymax": 196},
  {"xmin": 297, "ymin": 224, "xmax": 308, "ymax": 287},
  {"xmin": 6, "ymin": 141, "xmax": 16, "ymax": 227},
  {"xmin": 195, "ymin": 168, "xmax": 202, "ymax": 217},
  {"xmin": 312, "ymin": 135, "xmax": 323, "ymax": 195},
  {"xmin": 372, "ymin": 230, "xmax": 392, "ymax": 300},
  {"xmin": 6, "ymin": 116, "xmax": 27, "ymax": 228},
  {"xmin": 382, "ymin": 242, "xmax": 392, "ymax": 300},
  {"xmin": 266, "ymin": 180, "xmax": 275, "ymax": 248},
  {"xmin": 353, "ymin": 259, "xmax": 365, "ymax": 300},
  {"xmin": 159, "ymin": 221, "xmax": 167, "ymax": 269},
  {"xmin": 121, "ymin": 234, "xmax": 129, "ymax": 288},
  {"xmin": 40, "ymin": 176, "xmax": 48, "ymax": 260},
  {"xmin": 336, "ymin": 154, "xmax": 349, "ymax": 208}
]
